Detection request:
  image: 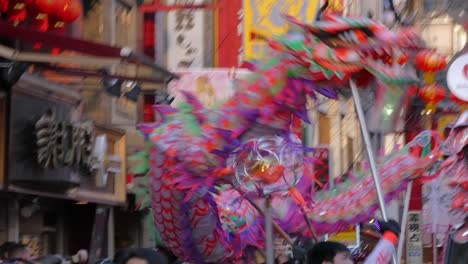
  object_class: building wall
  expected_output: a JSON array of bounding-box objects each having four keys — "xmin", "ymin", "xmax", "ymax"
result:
[
  {"xmin": 421, "ymin": 16, "xmax": 468, "ymax": 56},
  {"xmin": 0, "ymin": 0, "xmax": 145, "ymax": 255},
  {"xmin": 307, "ymin": 96, "xmax": 362, "ymax": 182},
  {"xmin": 349, "ymin": 0, "xmax": 384, "ymax": 19}
]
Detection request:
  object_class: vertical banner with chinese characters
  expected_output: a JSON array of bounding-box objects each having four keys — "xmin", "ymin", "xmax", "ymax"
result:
[
  {"xmin": 243, "ymin": 0, "xmax": 320, "ymax": 61},
  {"xmin": 406, "ymin": 211, "xmax": 424, "ymax": 263},
  {"xmin": 166, "ymin": 0, "xmax": 206, "ymax": 68}
]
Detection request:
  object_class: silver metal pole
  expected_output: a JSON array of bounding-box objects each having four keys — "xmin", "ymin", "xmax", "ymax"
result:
[
  {"xmin": 265, "ymin": 196, "xmax": 275, "ymax": 264},
  {"xmin": 397, "ymin": 181, "xmax": 413, "ymax": 261},
  {"xmin": 350, "ymin": 80, "xmax": 397, "ymax": 264},
  {"xmin": 349, "ymin": 80, "xmax": 388, "ymax": 220}
]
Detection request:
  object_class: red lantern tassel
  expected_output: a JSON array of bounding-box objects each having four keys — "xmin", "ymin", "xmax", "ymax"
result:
[
  {"xmin": 30, "ymin": 12, "xmax": 49, "ymax": 31},
  {"xmin": 29, "ymin": 12, "xmax": 49, "ymax": 50},
  {"xmin": 7, "ymin": 0, "xmax": 28, "ymax": 25}
]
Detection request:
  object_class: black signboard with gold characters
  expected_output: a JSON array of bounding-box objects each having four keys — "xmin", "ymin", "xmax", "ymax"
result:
[
  {"xmin": 8, "ymin": 92, "xmax": 81, "ymax": 190},
  {"xmin": 34, "ymin": 110, "xmax": 96, "ymax": 171},
  {"xmin": 8, "ymin": 73, "xmax": 126, "ymax": 205}
]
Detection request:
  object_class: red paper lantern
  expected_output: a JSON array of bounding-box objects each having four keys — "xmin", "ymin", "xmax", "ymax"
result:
[
  {"xmin": 0, "ymin": 0, "xmax": 9, "ymax": 13},
  {"xmin": 49, "ymin": 0, "xmax": 81, "ymax": 34},
  {"xmin": 30, "ymin": 0, "xmax": 61, "ymax": 13},
  {"xmin": 418, "ymin": 84, "xmax": 446, "ymax": 113},
  {"xmin": 53, "ymin": 0, "xmax": 81, "ymax": 22},
  {"xmin": 28, "ymin": 0, "xmax": 63, "ymax": 46},
  {"xmin": 7, "ymin": 0, "xmax": 31, "ymax": 24},
  {"xmin": 414, "ymin": 50, "xmax": 447, "ymax": 72}
]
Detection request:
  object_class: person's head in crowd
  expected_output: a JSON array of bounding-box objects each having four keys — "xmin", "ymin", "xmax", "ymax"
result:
[
  {"xmin": 93, "ymin": 258, "xmax": 113, "ymax": 264},
  {"xmin": 307, "ymin": 241, "xmax": 353, "ymax": 264},
  {"xmin": 0, "ymin": 242, "xmax": 17, "ymax": 260},
  {"xmin": 7, "ymin": 244, "xmax": 33, "ymax": 261},
  {"xmin": 122, "ymin": 248, "xmax": 169, "ymax": 264},
  {"xmin": 155, "ymin": 246, "xmax": 177, "ymax": 263},
  {"xmin": 113, "ymin": 249, "xmax": 131, "ymax": 264}
]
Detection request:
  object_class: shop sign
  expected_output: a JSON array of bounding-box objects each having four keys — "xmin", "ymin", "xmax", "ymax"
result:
[
  {"xmin": 406, "ymin": 211, "xmax": 423, "ymax": 263},
  {"xmin": 447, "ymin": 53, "xmax": 468, "ymax": 101},
  {"xmin": 243, "ymin": 0, "xmax": 320, "ymax": 61},
  {"xmin": 34, "ymin": 110, "xmax": 95, "ymax": 171},
  {"xmin": 166, "ymin": 0, "xmax": 205, "ymax": 68}
]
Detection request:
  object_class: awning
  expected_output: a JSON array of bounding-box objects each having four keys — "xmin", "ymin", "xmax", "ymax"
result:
[{"xmin": 0, "ymin": 20, "xmax": 179, "ymax": 83}]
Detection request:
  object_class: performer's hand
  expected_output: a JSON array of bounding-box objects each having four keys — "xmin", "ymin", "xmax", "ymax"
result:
[{"xmin": 377, "ymin": 219, "xmax": 401, "ymax": 237}]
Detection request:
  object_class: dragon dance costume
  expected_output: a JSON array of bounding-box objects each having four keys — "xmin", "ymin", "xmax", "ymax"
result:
[{"xmin": 130, "ymin": 14, "xmax": 465, "ymax": 263}]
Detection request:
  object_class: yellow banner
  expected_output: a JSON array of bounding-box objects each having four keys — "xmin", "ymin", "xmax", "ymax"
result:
[
  {"xmin": 329, "ymin": 231, "xmax": 357, "ymax": 245},
  {"xmin": 243, "ymin": 0, "xmax": 320, "ymax": 61}
]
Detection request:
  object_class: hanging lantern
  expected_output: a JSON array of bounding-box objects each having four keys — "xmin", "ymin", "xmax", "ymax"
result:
[
  {"xmin": 0, "ymin": 0, "xmax": 9, "ymax": 13},
  {"xmin": 449, "ymin": 93, "xmax": 468, "ymax": 111},
  {"xmin": 31, "ymin": 0, "xmax": 61, "ymax": 13},
  {"xmin": 7, "ymin": 0, "xmax": 31, "ymax": 25},
  {"xmin": 28, "ymin": 0, "xmax": 60, "ymax": 32},
  {"xmin": 415, "ymin": 50, "xmax": 447, "ymax": 85},
  {"xmin": 47, "ymin": 0, "xmax": 81, "ymax": 54},
  {"xmin": 49, "ymin": 0, "xmax": 82, "ymax": 33},
  {"xmin": 418, "ymin": 84, "xmax": 446, "ymax": 113},
  {"xmin": 415, "ymin": 50, "xmax": 447, "ymax": 72}
]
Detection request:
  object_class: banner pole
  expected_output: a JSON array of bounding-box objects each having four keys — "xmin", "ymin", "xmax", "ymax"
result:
[
  {"xmin": 397, "ymin": 181, "xmax": 413, "ymax": 261},
  {"xmin": 349, "ymin": 80, "xmax": 397, "ymax": 264}
]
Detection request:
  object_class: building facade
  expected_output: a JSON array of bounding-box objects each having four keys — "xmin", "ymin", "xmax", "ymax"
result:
[{"xmin": 0, "ymin": 0, "xmax": 158, "ymax": 258}]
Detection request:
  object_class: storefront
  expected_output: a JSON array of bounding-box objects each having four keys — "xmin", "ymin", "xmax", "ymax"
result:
[
  {"xmin": 0, "ymin": 72, "xmax": 128, "ymax": 257},
  {"xmin": 0, "ymin": 15, "xmax": 176, "ymax": 257}
]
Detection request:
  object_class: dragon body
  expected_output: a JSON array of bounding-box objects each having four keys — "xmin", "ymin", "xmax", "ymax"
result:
[
  {"xmin": 439, "ymin": 112, "xmax": 468, "ymax": 212},
  {"xmin": 134, "ymin": 15, "xmax": 442, "ymax": 263}
]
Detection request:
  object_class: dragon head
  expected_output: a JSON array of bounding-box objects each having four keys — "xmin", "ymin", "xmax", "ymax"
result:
[{"xmin": 270, "ymin": 15, "xmax": 425, "ymax": 86}]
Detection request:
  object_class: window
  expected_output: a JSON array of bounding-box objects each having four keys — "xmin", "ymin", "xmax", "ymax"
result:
[
  {"xmin": 115, "ymin": 2, "xmax": 135, "ymax": 47},
  {"xmin": 318, "ymin": 112, "xmax": 330, "ymax": 144},
  {"xmin": 82, "ymin": 0, "xmax": 105, "ymax": 43}
]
